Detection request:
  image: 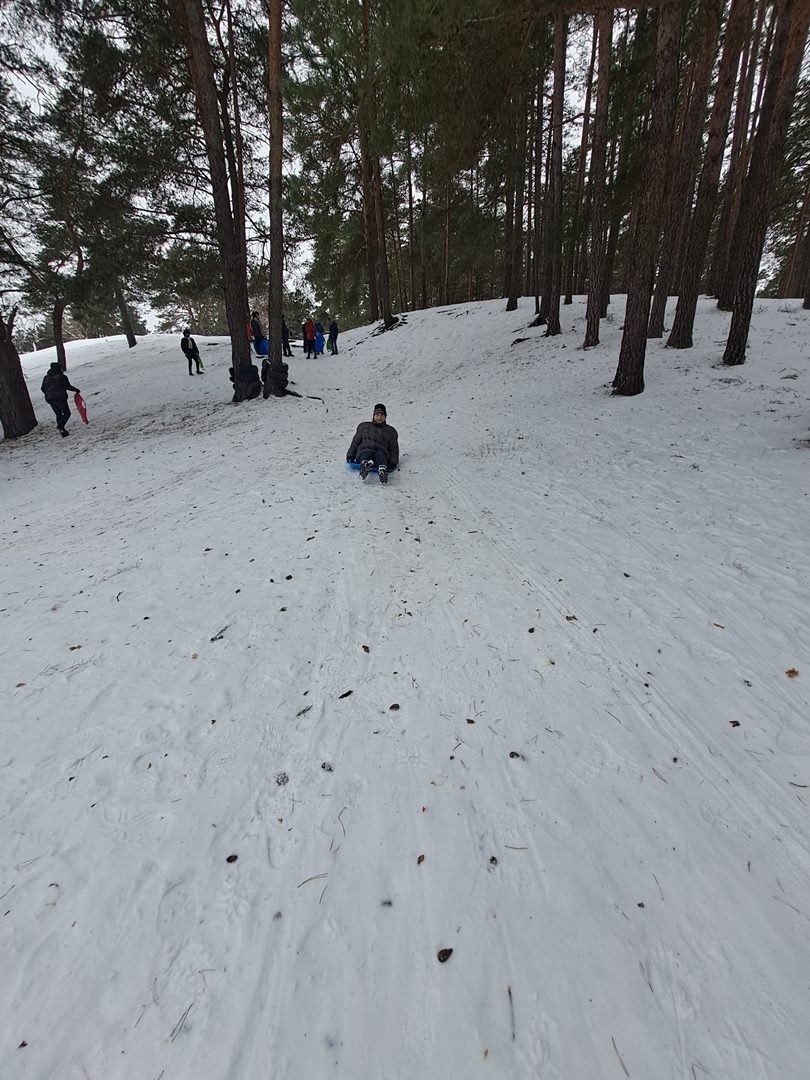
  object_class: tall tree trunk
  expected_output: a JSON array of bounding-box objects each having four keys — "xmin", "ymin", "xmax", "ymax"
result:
[
  {"xmin": 0, "ymin": 307, "xmax": 38, "ymax": 440},
  {"xmin": 525, "ymin": 97, "xmax": 535, "ymax": 298},
  {"xmin": 53, "ymin": 298, "xmax": 67, "ymax": 370},
  {"xmin": 503, "ymin": 98, "xmax": 516, "ymax": 303},
  {"xmin": 780, "ymin": 175, "xmax": 810, "ymax": 296},
  {"xmin": 712, "ymin": 0, "xmax": 770, "ymax": 302},
  {"xmin": 114, "ymin": 281, "xmax": 137, "ymax": 348},
  {"xmin": 358, "ymin": 125, "xmax": 380, "ymax": 322},
  {"xmin": 722, "ymin": 0, "xmax": 810, "ymax": 365},
  {"xmin": 565, "ymin": 18, "xmax": 597, "ymax": 306},
  {"xmin": 406, "ymin": 136, "xmax": 416, "ymax": 311},
  {"xmin": 532, "ymin": 62, "xmax": 546, "ymax": 314},
  {"xmin": 372, "ymin": 154, "xmax": 395, "ymax": 325},
  {"xmin": 544, "ymin": 14, "xmax": 567, "ymax": 336},
  {"xmin": 668, "ymin": 0, "xmax": 753, "ymax": 348},
  {"xmin": 175, "ymin": 0, "xmax": 252, "ymax": 396},
  {"xmin": 419, "ymin": 132, "xmax": 428, "ymax": 309},
  {"xmin": 389, "ymin": 159, "xmax": 407, "ymax": 311},
  {"xmin": 583, "ymin": 9, "xmax": 612, "ymax": 348},
  {"xmin": 265, "ymin": 0, "xmax": 284, "ymax": 386},
  {"xmin": 613, "ymin": 1, "xmax": 681, "ymax": 396},
  {"xmin": 441, "ymin": 182, "xmax": 451, "ymax": 306},
  {"xmin": 507, "ymin": 94, "xmax": 527, "ymax": 311},
  {"xmin": 647, "ymin": 0, "xmax": 724, "ymax": 338}
]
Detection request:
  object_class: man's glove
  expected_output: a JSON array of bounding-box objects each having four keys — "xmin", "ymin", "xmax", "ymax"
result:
[{"xmin": 346, "ymin": 453, "xmax": 353, "ymax": 462}]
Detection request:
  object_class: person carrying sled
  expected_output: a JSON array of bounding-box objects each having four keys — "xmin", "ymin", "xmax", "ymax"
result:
[
  {"xmin": 41, "ymin": 362, "xmax": 81, "ymax": 437},
  {"xmin": 346, "ymin": 403, "xmax": 399, "ymax": 484},
  {"xmin": 181, "ymin": 328, "xmax": 204, "ymax": 375}
]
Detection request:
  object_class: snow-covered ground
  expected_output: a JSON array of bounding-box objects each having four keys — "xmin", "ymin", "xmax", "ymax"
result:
[{"xmin": 2, "ymin": 296, "xmax": 809, "ymax": 1080}]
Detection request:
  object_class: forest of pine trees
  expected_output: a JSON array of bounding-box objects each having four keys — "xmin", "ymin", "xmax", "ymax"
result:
[{"xmin": 0, "ymin": 0, "xmax": 808, "ymax": 435}]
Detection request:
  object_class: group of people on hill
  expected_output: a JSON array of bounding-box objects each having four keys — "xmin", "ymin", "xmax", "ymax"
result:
[
  {"xmin": 302, "ymin": 317, "xmax": 339, "ymax": 358},
  {"xmin": 178, "ymin": 314, "xmax": 339, "ymax": 377}
]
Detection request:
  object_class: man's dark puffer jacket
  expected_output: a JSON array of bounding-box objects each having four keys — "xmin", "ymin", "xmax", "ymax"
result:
[
  {"xmin": 347, "ymin": 421, "xmax": 399, "ymax": 468},
  {"xmin": 41, "ymin": 369, "xmax": 78, "ymax": 403}
]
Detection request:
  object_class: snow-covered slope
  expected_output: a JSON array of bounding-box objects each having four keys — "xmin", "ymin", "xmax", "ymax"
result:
[{"xmin": 2, "ymin": 297, "xmax": 809, "ymax": 1080}]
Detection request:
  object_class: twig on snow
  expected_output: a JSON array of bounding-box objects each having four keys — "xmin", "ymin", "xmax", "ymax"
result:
[
  {"xmin": 507, "ymin": 985, "xmax": 516, "ymax": 1040},
  {"xmin": 297, "ymin": 873, "xmax": 328, "ymax": 889},
  {"xmin": 337, "ymin": 807, "xmax": 348, "ymax": 836},
  {"xmin": 612, "ymin": 1036, "xmax": 630, "ymax": 1077},
  {"xmin": 169, "ymin": 1002, "xmax": 193, "ymax": 1042}
]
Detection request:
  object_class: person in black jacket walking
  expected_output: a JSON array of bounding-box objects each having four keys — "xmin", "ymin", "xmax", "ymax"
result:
[
  {"xmin": 346, "ymin": 403, "xmax": 399, "ymax": 483},
  {"xmin": 180, "ymin": 328, "xmax": 204, "ymax": 374},
  {"xmin": 41, "ymin": 362, "xmax": 80, "ymax": 437}
]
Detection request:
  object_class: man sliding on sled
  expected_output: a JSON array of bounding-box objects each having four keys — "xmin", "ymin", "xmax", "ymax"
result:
[{"xmin": 346, "ymin": 403, "xmax": 399, "ymax": 484}]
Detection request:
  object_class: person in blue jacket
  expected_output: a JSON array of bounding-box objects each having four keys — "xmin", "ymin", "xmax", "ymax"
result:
[{"xmin": 314, "ymin": 320, "xmax": 325, "ymax": 355}]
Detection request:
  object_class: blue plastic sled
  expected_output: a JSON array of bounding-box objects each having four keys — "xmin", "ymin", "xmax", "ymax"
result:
[{"xmin": 347, "ymin": 461, "xmax": 398, "ymax": 475}]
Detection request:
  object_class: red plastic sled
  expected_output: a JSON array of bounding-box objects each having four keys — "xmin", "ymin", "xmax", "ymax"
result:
[{"xmin": 74, "ymin": 392, "xmax": 89, "ymax": 424}]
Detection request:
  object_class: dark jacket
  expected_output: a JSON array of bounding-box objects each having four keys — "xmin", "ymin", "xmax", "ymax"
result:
[
  {"xmin": 181, "ymin": 334, "xmax": 200, "ymax": 358},
  {"xmin": 41, "ymin": 366, "xmax": 79, "ymax": 403},
  {"xmin": 347, "ymin": 420, "xmax": 399, "ymax": 468}
]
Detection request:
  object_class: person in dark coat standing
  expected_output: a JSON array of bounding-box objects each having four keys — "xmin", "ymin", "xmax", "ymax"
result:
[
  {"xmin": 328, "ymin": 317, "xmax": 339, "ymax": 355},
  {"xmin": 41, "ymin": 362, "xmax": 80, "ymax": 437},
  {"xmin": 282, "ymin": 317, "xmax": 292, "ymax": 357},
  {"xmin": 346, "ymin": 403, "xmax": 399, "ymax": 484},
  {"xmin": 180, "ymin": 328, "xmax": 204, "ymax": 374}
]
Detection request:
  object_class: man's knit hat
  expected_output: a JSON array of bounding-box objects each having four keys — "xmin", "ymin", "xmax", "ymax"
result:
[{"xmin": 373, "ymin": 403, "xmax": 387, "ymax": 416}]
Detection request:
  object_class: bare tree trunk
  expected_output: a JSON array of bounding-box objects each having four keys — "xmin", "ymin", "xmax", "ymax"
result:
[
  {"xmin": 503, "ymin": 99, "xmax": 516, "ymax": 303},
  {"xmin": 647, "ymin": 0, "xmax": 724, "ymax": 338},
  {"xmin": 372, "ymin": 154, "xmax": 395, "ymax": 326},
  {"xmin": 583, "ymin": 9, "xmax": 611, "ymax": 348},
  {"xmin": 53, "ymin": 298, "xmax": 67, "ymax": 370},
  {"xmin": 723, "ymin": 0, "xmax": 810, "ymax": 365},
  {"xmin": 406, "ymin": 136, "xmax": 416, "ymax": 311},
  {"xmin": 0, "ymin": 307, "xmax": 38, "ymax": 439},
  {"xmin": 507, "ymin": 94, "xmax": 527, "ymax": 311},
  {"xmin": 668, "ymin": 0, "xmax": 753, "ymax": 348},
  {"xmin": 544, "ymin": 15, "xmax": 567, "ymax": 335},
  {"xmin": 389, "ymin": 159, "xmax": 407, "ymax": 310},
  {"xmin": 712, "ymin": 0, "xmax": 770, "ymax": 302},
  {"xmin": 780, "ymin": 175, "xmax": 810, "ymax": 296},
  {"xmin": 533, "ymin": 62, "xmax": 546, "ymax": 315},
  {"xmin": 565, "ymin": 18, "xmax": 597, "ymax": 306},
  {"xmin": 264, "ymin": 0, "xmax": 286, "ymax": 396},
  {"xmin": 175, "ymin": 0, "xmax": 252, "ymax": 397},
  {"xmin": 613, "ymin": 1, "xmax": 680, "ymax": 395},
  {"xmin": 441, "ymin": 182, "xmax": 450, "ymax": 306},
  {"xmin": 114, "ymin": 281, "xmax": 138, "ymax": 348},
  {"xmin": 358, "ymin": 125, "xmax": 380, "ymax": 322},
  {"xmin": 419, "ymin": 131, "xmax": 428, "ymax": 309},
  {"xmin": 525, "ymin": 98, "xmax": 535, "ymax": 297}
]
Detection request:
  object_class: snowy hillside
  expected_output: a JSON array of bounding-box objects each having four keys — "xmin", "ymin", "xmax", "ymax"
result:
[{"xmin": 2, "ymin": 296, "xmax": 809, "ymax": 1080}]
